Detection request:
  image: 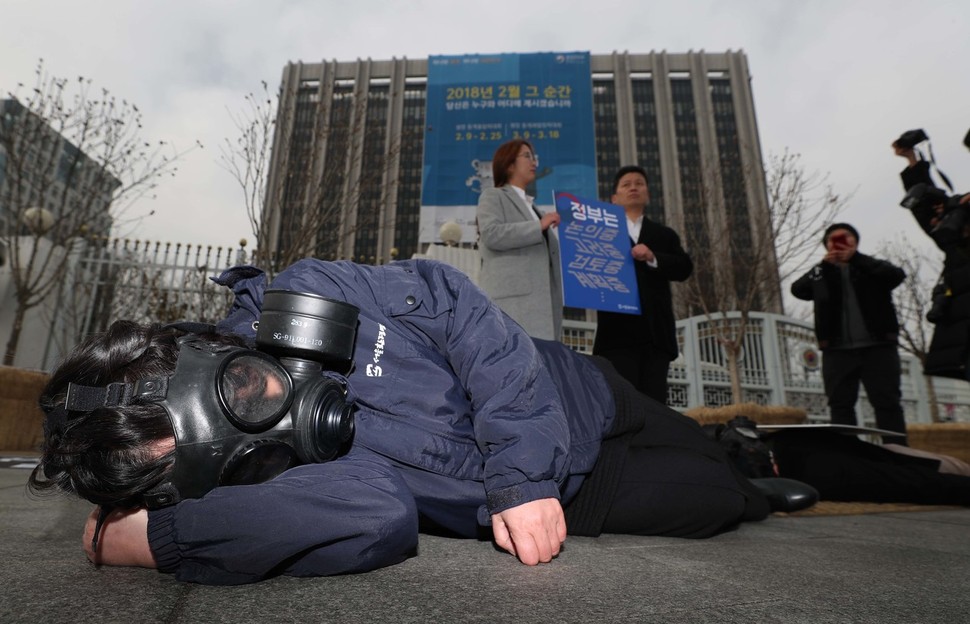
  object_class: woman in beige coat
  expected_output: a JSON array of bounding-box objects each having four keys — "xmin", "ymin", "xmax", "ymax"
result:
[{"xmin": 476, "ymin": 139, "xmax": 563, "ymax": 340}]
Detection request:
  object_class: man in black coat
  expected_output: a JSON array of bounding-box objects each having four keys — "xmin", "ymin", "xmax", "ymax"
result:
[
  {"xmin": 791, "ymin": 223, "xmax": 908, "ymax": 443},
  {"xmin": 593, "ymin": 166, "xmax": 693, "ymax": 404}
]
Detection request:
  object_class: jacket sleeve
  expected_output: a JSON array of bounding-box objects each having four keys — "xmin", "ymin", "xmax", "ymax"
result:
[
  {"xmin": 853, "ymin": 254, "xmax": 906, "ymax": 290},
  {"xmin": 900, "ymin": 161, "xmax": 934, "ymax": 191},
  {"xmin": 790, "ymin": 266, "xmax": 821, "ymax": 301},
  {"xmin": 651, "ymin": 228, "xmax": 693, "ymax": 282},
  {"xmin": 211, "ymin": 265, "xmax": 266, "ymax": 339},
  {"xmin": 408, "ymin": 262, "xmax": 571, "ymax": 516},
  {"xmin": 147, "ymin": 453, "xmax": 418, "ymax": 585},
  {"xmin": 477, "ymin": 187, "xmax": 545, "ymax": 252}
]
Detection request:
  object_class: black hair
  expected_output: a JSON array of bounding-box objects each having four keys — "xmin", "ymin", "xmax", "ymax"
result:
[
  {"xmin": 27, "ymin": 320, "xmax": 242, "ymax": 508},
  {"xmin": 611, "ymin": 165, "xmax": 649, "ymax": 195},
  {"xmin": 822, "ymin": 222, "xmax": 860, "ymax": 246},
  {"xmin": 491, "ymin": 139, "xmax": 535, "ymax": 188}
]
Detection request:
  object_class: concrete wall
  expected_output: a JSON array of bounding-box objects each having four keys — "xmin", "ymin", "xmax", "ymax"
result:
[{"xmin": 0, "ymin": 237, "xmax": 69, "ymax": 371}]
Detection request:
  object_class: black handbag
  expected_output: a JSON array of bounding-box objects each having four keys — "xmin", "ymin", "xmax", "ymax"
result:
[{"xmin": 702, "ymin": 416, "xmax": 778, "ymax": 479}]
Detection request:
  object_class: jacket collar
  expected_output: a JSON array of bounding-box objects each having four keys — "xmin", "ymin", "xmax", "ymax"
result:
[{"xmin": 500, "ymin": 184, "xmax": 535, "ymax": 220}]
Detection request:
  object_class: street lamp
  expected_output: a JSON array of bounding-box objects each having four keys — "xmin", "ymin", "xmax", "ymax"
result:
[
  {"xmin": 439, "ymin": 221, "xmax": 462, "ymax": 247},
  {"xmin": 22, "ymin": 206, "xmax": 55, "ymax": 236}
]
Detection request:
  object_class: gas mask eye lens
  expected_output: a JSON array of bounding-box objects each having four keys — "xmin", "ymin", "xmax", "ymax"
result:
[{"xmin": 218, "ymin": 353, "xmax": 293, "ymax": 432}]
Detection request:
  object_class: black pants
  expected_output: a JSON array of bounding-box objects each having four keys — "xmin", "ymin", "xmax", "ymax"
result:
[
  {"xmin": 770, "ymin": 430, "xmax": 970, "ymax": 506},
  {"xmin": 822, "ymin": 344, "xmax": 907, "ymax": 443},
  {"xmin": 596, "ymin": 343, "xmax": 671, "ymax": 405},
  {"xmin": 599, "ymin": 382, "xmax": 769, "ymax": 538}
]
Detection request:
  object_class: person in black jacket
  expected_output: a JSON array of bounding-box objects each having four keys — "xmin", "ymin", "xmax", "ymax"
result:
[
  {"xmin": 593, "ymin": 166, "xmax": 693, "ymax": 404},
  {"xmin": 791, "ymin": 223, "xmax": 908, "ymax": 443},
  {"xmin": 894, "ymin": 142, "xmax": 970, "ymax": 380}
]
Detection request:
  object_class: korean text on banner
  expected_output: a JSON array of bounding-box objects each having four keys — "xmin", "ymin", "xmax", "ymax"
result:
[
  {"xmin": 420, "ymin": 52, "xmax": 597, "ymax": 244},
  {"xmin": 554, "ymin": 191, "xmax": 640, "ymax": 314}
]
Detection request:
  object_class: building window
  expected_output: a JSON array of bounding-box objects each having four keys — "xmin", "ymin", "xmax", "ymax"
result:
[
  {"xmin": 593, "ymin": 78, "xmax": 618, "ymax": 201},
  {"xmin": 631, "ymin": 78, "xmax": 665, "ymax": 224},
  {"xmin": 394, "ymin": 83, "xmax": 426, "ymax": 260}
]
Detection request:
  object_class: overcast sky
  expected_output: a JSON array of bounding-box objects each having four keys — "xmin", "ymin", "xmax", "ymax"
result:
[{"xmin": 2, "ymin": 0, "xmax": 969, "ymax": 272}]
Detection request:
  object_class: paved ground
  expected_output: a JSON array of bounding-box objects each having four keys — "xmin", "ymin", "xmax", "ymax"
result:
[
  {"xmin": 1, "ymin": 463, "xmax": 968, "ymax": 624},
  {"xmin": 0, "ymin": 456, "xmax": 39, "ymax": 470}
]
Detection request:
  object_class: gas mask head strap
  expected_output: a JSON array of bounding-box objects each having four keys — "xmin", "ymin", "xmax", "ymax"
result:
[
  {"xmin": 61, "ymin": 379, "xmax": 183, "ymax": 510},
  {"xmin": 162, "ymin": 321, "xmax": 218, "ymax": 335},
  {"xmin": 89, "ymin": 505, "xmax": 112, "ymax": 554},
  {"xmin": 65, "ymin": 378, "xmax": 169, "ymax": 412},
  {"xmin": 60, "ymin": 323, "xmax": 215, "ymax": 416}
]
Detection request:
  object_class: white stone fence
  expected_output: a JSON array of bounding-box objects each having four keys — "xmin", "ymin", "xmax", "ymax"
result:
[{"xmin": 6, "ymin": 238, "xmax": 968, "ymax": 425}]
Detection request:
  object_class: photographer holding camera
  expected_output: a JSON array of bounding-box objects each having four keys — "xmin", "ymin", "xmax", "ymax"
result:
[
  {"xmin": 792, "ymin": 224, "xmax": 908, "ymax": 443},
  {"xmin": 894, "ymin": 128, "xmax": 970, "ymax": 380}
]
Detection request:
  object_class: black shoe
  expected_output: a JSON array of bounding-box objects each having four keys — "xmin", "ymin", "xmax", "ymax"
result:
[{"xmin": 750, "ymin": 478, "xmax": 819, "ymax": 513}]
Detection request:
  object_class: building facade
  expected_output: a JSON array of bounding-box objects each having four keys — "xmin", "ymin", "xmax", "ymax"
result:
[
  {"xmin": 0, "ymin": 99, "xmax": 117, "ymax": 242},
  {"xmin": 0, "ymin": 98, "xmax": 120, "ymax": 368},
  {"xmin": 263, "ymin": 51, "xmax": 782, "ymax": 315}
]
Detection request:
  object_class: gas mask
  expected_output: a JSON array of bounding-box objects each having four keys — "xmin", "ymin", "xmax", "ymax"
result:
[{"xmin": 62, "ymin": 290, "xmax": 360, "ymax": 509}]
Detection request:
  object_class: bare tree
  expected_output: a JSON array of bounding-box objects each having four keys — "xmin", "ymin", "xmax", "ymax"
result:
[
  {"xmin": 36, "ymin": 236, "xmax": 241, "ymax": 370},
  {"xmin": 0, "ymin": 60, "xmax": 190, "ymax": 365},
  {"xmin": 681, "ymin": 149, "xmax": 848, "ymax": 403},
  {"xmin": 219, "ymin": 80, "xmax": 403, "ymax": 277},
  {"xmin": 879, "ymin": 235, "xmax": 945, "ymax": 422},
  {"xmin": 219, "ymin": 82, "xmax": 275, "ymax": 247}
]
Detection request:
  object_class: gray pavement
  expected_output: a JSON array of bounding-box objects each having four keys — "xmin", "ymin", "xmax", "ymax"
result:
[{"xmin": 2, "ymin": 465, "xmax": 968, "ymax": 624}]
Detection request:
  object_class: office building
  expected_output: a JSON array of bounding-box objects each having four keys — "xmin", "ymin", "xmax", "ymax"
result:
[
  {"xmin": 262, "ymin": 51, "xmax": 782, "ymax": 315},
  {"xmin": 0, "ymin": 99, "xmax": 117, "ymax": 241}
]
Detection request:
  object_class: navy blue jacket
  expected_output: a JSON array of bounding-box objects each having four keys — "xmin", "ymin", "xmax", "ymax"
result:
[{"xmin": 148, "ymin": 259, "xmax": 614, "ymax": 584}]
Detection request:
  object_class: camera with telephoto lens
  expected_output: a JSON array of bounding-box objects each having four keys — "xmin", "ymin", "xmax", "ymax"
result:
[
  {"xmin": 900, "ymin": 183, "xmax": 968, "ymax": 248},
  {"xmin": 901, "ymin": 182, "xmax": 963, "ymax": 213}
]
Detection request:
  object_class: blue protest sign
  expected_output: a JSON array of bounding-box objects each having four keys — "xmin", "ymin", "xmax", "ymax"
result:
[{"xmin": 554, "ymin": 191, "xmax": 640, "ymax": 314}]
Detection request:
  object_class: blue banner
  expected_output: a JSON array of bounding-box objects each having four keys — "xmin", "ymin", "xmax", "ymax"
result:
[
  {"xmin": 554, "ymin": 191, "xmax": 640, "ymax": 314},
  {"xmin": 420, "ymin": 52, "xmax": 597, "ymax": 244}
]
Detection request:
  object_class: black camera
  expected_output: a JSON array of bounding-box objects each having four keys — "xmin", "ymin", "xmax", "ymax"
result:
[
  {"xmin": 900, "ymin": 182, "xmax": 957, "ymax": 211},
  {"xmin": 895, "ymin": 128, "xmax": 929, "ymax": 150},
  {"xmin": 901, "ymin": 183, "xmax": 968, "ymax": 248}
]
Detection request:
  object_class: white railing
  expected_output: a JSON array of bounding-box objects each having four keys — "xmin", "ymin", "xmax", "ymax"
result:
[
  {"xmin": 410, "ymin": 246, "xmax": 970, "ymax": 424},
  {"xmin": 33, "ymin": 237, "xmax": 252, "ymax": 370},
  {"xmin": 19, "ymin": 240, "xmax": 970, "ymax": 425},
  {"xmin": 568, "ymin": 311, "xmax": 970, "ymax": 425}
]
